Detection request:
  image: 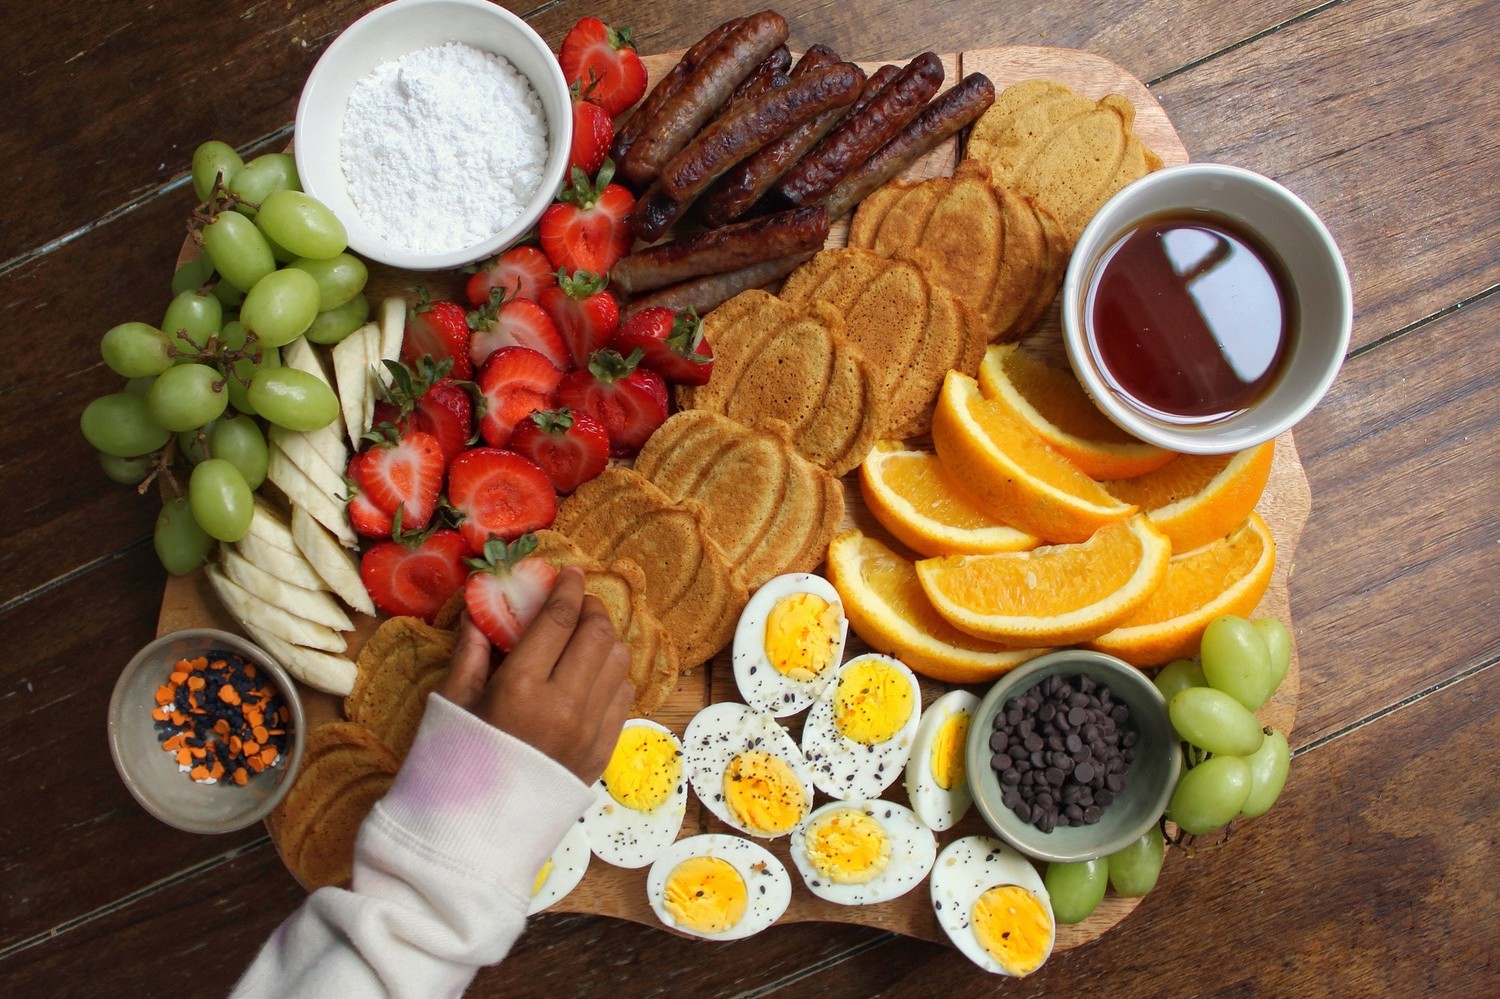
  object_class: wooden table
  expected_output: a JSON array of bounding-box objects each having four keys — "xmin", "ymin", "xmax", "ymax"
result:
[{"xmin": 2, "ymin": 1, "xmax": 1495, "ymax": 995}]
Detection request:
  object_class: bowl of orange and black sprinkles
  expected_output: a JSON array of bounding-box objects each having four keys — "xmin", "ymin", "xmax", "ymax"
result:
[{"xmin": 108, "ymin": 629, "xmax": 306, "ymax": 834}]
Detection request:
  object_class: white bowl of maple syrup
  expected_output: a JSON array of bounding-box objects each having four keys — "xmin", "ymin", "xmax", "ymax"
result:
[{"xmin": 1062, "ymin": 163, "xmax": 1351, "ymax": 454}]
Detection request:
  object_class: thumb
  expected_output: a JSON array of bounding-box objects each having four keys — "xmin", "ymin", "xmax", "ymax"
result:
[{"xmin": 439, "ymin": 614, "xmax": 493, "ymax": 709}]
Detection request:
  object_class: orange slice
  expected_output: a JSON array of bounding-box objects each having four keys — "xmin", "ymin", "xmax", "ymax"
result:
[
  {"xmin": 1103, "ymin": 440, "xmax": 1274, "ymax": 553},
  {"xmin": 977, "ymin": 343, "xmax": 1175, "ymax": 480},
  {"xmin": 929, "ymin": 371, "xmax": 1136, "ymax": 543},
  {"xmin": 859, "ymin": 442, "xmax": 1039, "ymax": 558},
  {"xmin": 914, "ymin": 515, "xmax": 1172, "ymax": 646},
  {"xmin": 1087, "ymin": 513, "xmax": 1276, "ymax": 666},
  {"xmin": 825, "ymin": 530, "xmax": 1048, "ymax": 685}
]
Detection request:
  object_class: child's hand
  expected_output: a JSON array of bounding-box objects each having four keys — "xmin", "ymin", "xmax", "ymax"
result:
[{"xmin": 440, "ymin": 566, "xmax": 635, "ymax": 784}]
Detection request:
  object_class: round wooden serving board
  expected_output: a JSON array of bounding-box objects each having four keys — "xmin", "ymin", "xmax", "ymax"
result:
[{"xmin": 159, "ymin": 44, "xmax": 1310, "ymax": 952}]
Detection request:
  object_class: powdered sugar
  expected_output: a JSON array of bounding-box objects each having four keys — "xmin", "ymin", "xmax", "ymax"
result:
[{"xmin": 340, "ymin": 42, "xmax": 549, "ymax": 256}]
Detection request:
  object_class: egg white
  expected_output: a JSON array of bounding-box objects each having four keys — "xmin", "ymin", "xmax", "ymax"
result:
[
  {"xmin": 801, "ymin": 654, "xmax": 922, "ymax": 800},
  {"xmin": 788, "ymin": 799, "xmax": 937, "ymax": 906},
  {"xmin": 682, "ymin": 701, "xmax": 815, "ymax": 839},
  {"xmin": 646, "ymin": 833, "xmax": 792, "ymax": 940},
  {"xmin": 732, "ymin": 573, "xmax": 848, "ymax": 717},
  {"xmin": 527, "ymin": 819, "xmax": 590, "ymax": 915},
  {"xmin": 581, "ymin": 718, "xmax": 688, "ymax": 868},
  {"xmin": 929, "ymin": 836, "xmax": 1056, "ymax": 976},
  {"xmin": 904, "ymin": 689, "xmax": 981, "ymax": 831}
]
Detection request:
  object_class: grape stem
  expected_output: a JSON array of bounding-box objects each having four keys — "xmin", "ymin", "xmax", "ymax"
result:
[{"xmin": 187, "ymin": 176, "xmax": 260, "ymax": 241}]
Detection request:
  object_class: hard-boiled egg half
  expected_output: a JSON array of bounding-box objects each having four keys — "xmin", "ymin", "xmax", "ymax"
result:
[
  {"xmin": 904, "ymin": 689, "xmax": 980, "ymax": 831},
  {"xmin": 581, "ymin": 718, "xmax": 687, "ymax": 868},
  {"xmin": 801, "ymin": 653, "xmax": 922, "ymax": 800},
  {"xmin": 788, "ymin": 799, "xmax": 936, "ymax": 906},
  {"xmin": 683, "ymin": 702, "xmax": 814, "ymax": 839},
  {"xmin": 646, "ymin": 833, "xmax": 792, "ymax": 940},
  {"xmin": 527, "ymin": 818, "xmax": 590, "ymax": 915},
  {"xmin": 930, "ymin": 836, "xmax": 1056, "ymax": 976},
  {"xmin": 733, "ymin": 573, "xmax": 848, "ymax": 717}
]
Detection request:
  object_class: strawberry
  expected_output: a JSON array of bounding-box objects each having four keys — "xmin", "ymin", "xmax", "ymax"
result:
[
  {"xmin": 539, "ymin": 269, "xmax": 621, "ymax": 370},
  {"xmin": 448, "ymin": 448, "xmax": 558, "ymax": 553},
  {"xmin": 349, "ymin": 428, "xmax": 444, "ymax": 529},
  {"xmin": 465, "ymin": 246, "xmax": 557, "ymax": 308},
  {"xmin": 558, "ymin": 17, "xmax": 647, "ymax": 117},
  {"xmin": 372, "ymin": 356, "xmax": 474, "ymax": 467},
  {"xmin": 554, "ymin": 348, "xmax": 668, "ymax": 456},
  {"xmin": 610, "ymin": 306, "xmax": 715, "ymax": 386},
  {"xmin": 347, "ymin": 483, "xmax": 395, "ymax": 539},
  {"xmin": 509, "ymin": 408, "xmax": 610, "ymax": 494},
  {"xmin": 538, "ymin": 163, "xmax": 635, "ymax": 276},
  {"xmin": 567, "ymin": 82, "xmax": 614, "ymax": 177},
  {"xmin": 463, "ymin": 535, "xmax": 560, "ymax": 652},
  {"xmin": 403, "ymin": 288, "xmax": 474, "ymax": 380},
  {"xmin": 467, "ymin": 287, "xmax": 571, "ymax": 372},
  {"xmin": 360, "ymin": 526, "xmax": 469, "ymax": 622},
  {"xmin": 475, "ymin": 346, "xmax": 564, "ymax": 448}
]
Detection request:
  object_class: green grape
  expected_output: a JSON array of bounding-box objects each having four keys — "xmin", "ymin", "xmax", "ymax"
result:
[
  {"xmin": 191, "ymin": 140, "xmax": 244, "ymax": 202},
  {"xmin": 228, "ymin": 153, "xmax": 300, "ymax": 216},
  {"xmin": 162, "ymin": 290, "xmax": 223, "ymax": 353},
  {"xmin": 80, "ymin": 393, "xmax": 170, "ymax": 457},
  {"xmin": 303, "ymin": 293, "xmax": 370, "ymax": 345},
  {"xmin": 208, "ymin": 413, "xmax": 269, "ymax": 489},
  {"xmin": 248, "ymin": 366, "xmax": 339, "ymax": 431},
  {"xmin": 262, "ymin": 229, "xmax": 300, "ymax": 264},
  {"xmin": 99, "ymin": 452, "xmax": 154, "ymax": 485},
  {"xmin": 101, "ymin": 322, "xmax": 173, "ymax": 378},
  {"xmin": 1153, "ymin": 658, "xmax": 1206, "ymax": 704},
  {"xmin": 1167, "ymin": 755, "xmax": 1251, "ymax": 835},
  {"xmin": 202, "ymin": 210, "xmax": 276, "ymax": 292},
  {"xmin": 177, "ymin": 424, "xmax": 214, "ymax": 464},
  {"xmin": 1240, "ymin": 728, "xmax": 1290, "ymax": 819},
  {"xmin": 256, "ymin": 190, "xmax": 348, "ymax": 260},
  {"xmin": 289, "ymin": 253, "xmax": 367, "ymax": 310},
  {"xmin": 189, "ymin": 458, "xmax": 253, "ymax": 542},
  {"xmin": 1169, "ymin": 687, "xmax": 1265, "ymax": 756},
  {"xmin": 239, "ymin": 268, "xmax": 321, "ymax": 347},
  {"xmin": 172, "ymin": 255, "xmax": 215, "ymax": 295},
  {"xmin": 124, "ymin": 376, "xmax": 156, "ymax": 397},
  {"xmin": 1201, "ymin": 615, "xmax": 1272, "ymax": 710},
  {"xmin": 1255, "ymin": 618, "xmax": 1292, "ymax": 698},
  {"xmin": 155, "ymin": 496, "xmax": 215, "ymax": 575},
  {"xmin": 146, "ymin": 362, "xmax": 230, "ymax": 432},
  {"xmin": 1106, "ymin": 825, "xmax": 1165, "ymax": 897},
  {"xmin": 1044, "ymin": 858, "xmax": 1108, "ymax": 924},
  {"xmin": 212, "ymin": 279, "xmax": 247, "ymax": 309}
]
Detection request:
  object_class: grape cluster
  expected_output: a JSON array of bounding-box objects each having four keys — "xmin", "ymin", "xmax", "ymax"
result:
[{"xmin": 79, "ymin": 140, "xmax": 368, "ymax": 574}]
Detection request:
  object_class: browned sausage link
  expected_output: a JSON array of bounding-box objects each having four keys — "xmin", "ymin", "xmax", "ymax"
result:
[
  {"xmin": 772, "ymin": 52, "xmax": 946, "ymax": 208},
  {"xmin": 791, "ymin": 45, "xmax": 843, "ymax": 76},
  {"xmin": 822, "ymin": 72, "xmax": 997, "ymax": 220},
  {"xmin": 619, "ymin": 11, "xmax": 789, "ymax": 188},
  {"xmin": 612, "ymin": 207, "xmax": 830, "ymax": 295},
  {"xmin": 630, "ymin": 184, "xmax": 682, "ymax": 245},
  {"xmin": 624, "ymin": 253, "xmax": 817, "ymax": 317},
  {"xmin": 726, "ymin": 45, "xmax": 792, "ymax": 107},
  {"xmin": 611, "ymin": 18, "xmax": 744, "ymax": 164},
  {"xmin": 841, "ymin": 62, "xmax": 901, "ymax": 117}
]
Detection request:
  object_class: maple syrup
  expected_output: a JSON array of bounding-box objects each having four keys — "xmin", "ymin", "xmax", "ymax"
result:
[{"xmin": 1084, "ymin": 212, "xmax": 1295, "ymax": 424}]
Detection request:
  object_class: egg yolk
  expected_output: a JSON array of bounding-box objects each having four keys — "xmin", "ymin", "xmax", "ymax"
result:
[
  {"xmin": 764, "ymin": 592, "xmax": 843, "ymax": 681},
  {"xmin": 531, "ymin": 858, "xmax": 554, "ymax": 897},
  {"xmin": 723, "ymin": 749, "xmax": 807, "ymax": 836},
  {"xmin": 972, "ymin": 884, "xmax": 1054, "ymax": 976},
  {"xmin": 662, "ymin": 855, "xmax": 747, "ymax": 934},
  {"xmin": 801, "ymin": 808, "xmax": 892, "ymax": 885},
  {"xmin": 931, "ymin": 711, "xmax": 971, "ymax": 791},
  {"xmin": 833, "ymin": 660, "xmax": 914, "ymax": 745},
  {"xmin": 601, "ymin": 726, "xmax": 682, "ymax": 812}
]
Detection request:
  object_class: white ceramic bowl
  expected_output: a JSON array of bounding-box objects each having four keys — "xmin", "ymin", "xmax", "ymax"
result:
[
  {"xmin": 1062, "ymin": 164, "xmax": 1352, "ymax": 453},
  {"xmin": 294, "ymin": 0, "xmax": 571, "ymax": 270}
]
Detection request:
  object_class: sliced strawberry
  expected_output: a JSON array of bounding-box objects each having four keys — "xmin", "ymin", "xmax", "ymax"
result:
[
  {"xmin": 372, "ymin": 356, "xmax": 474, "ymax": 467},
  {"xmin": 360, "ymin": 527, "xmax": 469, "ymax": 622},
  {"xmin": 539, "ymin": 269, "xmax": 620, "ymax": 370},
  {"xmin": 538, "ymin": 163, "xmax": 636, "ymax": 276},
  {"xmin": 554, "ymin": 348, "xmax": 668, "ymax": 457},
  {"xmin": 509, "ymin": 408, "xmax": 610, "ymax": 494},
  {"xmin": 467, "ymin": 287, "xmax": 571, "ymax": 371},
  {"xmin": 349, "ymin": 428, "xmax": 444, "ymax": 529},
  {"xmin": 568, "ymin": 82, "xmax": 614, "ymax": 177},
  {"xmin": 347, "ymin": 483, "xmax": 395, "ymax": 539},
  {"xmin": 610, "ymin": 305, "xmax": 715, "ymax": 386},
  {"xmin": 403, "ymin": 288, "xmax": 473, "ymax": 380},
  {"xmin": 558, "ymin": 17, "xmax": 648, "ymax": 116},
  {"xmin": 465, "ymin": 246, "xmax": 558, "ymax": 308},
  {"xmin": 448, "ymin": 448, "xmax": 558, "ymax": 553},
  {"xmin": 463, "ymin": 534, "xmax": 560, "ymax": 652},
  {"xmin": 475, "ymin": 346, "xmax": 564, "ymax": 448}
]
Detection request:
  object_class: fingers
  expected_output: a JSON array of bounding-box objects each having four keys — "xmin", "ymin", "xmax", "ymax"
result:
[
  {"xmin": 552, "ymin": 594, "xmax": 626, "ymax": 689},
  {"xmin": 497, "ymin": 566, "xmax": 587, "ymax": 684},
  {"xmin": 580, "ymin": 662, "xmax": 638, "ymax": 782},
  {"xmin": 438, "ymin": 615, "xmax": 493, "ymax": 709}
]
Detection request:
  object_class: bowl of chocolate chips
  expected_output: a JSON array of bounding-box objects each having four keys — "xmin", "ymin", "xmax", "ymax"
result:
[{"xmin": 966, "ymin": 650, "xmax": 1180, "ymax": 863}]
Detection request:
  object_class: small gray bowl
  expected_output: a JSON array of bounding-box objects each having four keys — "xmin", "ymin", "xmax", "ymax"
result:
[
  {"xmin": 108, "ymin": 629, "xmax": 305, "ymax": 834},
  {"xmin": 965, "ymin": 650, "xmax": 1179, "ymax": 863}
]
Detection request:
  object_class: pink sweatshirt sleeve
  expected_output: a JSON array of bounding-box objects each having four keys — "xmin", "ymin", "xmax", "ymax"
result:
[{"xmin": 231, "ymin": 694, "xmax": 594, "ymax": 998}]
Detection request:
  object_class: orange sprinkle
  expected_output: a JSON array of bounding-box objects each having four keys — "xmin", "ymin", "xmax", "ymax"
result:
[
  {"xmin": 233, "ymin": 768, "xmax": 249, "ymax": 785},
  {"xmin": 169, "ymin": 671, "xmax": 188, "ymax": 685},
  {"xmin": 259, "ymin": 747, "xmax": 278, "ymax": 766},
  {"xmin": 217, "ymin": 683, "xmax": 241, "ymax": 706},
  {"xmin": 155, "ymin": 686, "xmax": 175, "ymax": 705},
  {"xmin": 189, "ymin": 765, "xmax": 211, "ymax": 781}
]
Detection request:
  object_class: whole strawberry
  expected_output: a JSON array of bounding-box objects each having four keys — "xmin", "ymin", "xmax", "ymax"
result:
[
  {"xmin": 360, "ymin": 526, "xmax": 469, "ymax": 622},
  {"xmin": 465, "ymin": 245, "xmax": 558, "ymax": 308},
  {"xmin": 403, "ymin": 287, "xmax": 474, "ymax": 380},
  {"xmin": 467, "ymin": 286, "xmax": 571, "ymax": 372},
  {"xmin": 539, "ymin": 163, "xmax": 635, "ymax": 277},
  {"xmin": 510, "ymin": 408, "xmax": 610, "ymax": 494},
  {"xmin": 539, "ymin": 268, "xmax": 620, "ymax": 370},
  {"xmin": 372, "ymin": 356, "xmax": 474, "ymax": 467},
  {"xmin": 558, "ymin": 17, "xmax": 647, "ymax": 116},
  {"xmin": 555, "ymin": 348, "xmax": 668, "ymax": 456},
  {"xmin": 610, "ymin": 306, "xmax": 714, "ymax": 386}
]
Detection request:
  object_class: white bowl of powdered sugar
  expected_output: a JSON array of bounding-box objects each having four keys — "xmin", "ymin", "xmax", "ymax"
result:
[{"xmin": 295, "ymin": 0, "xmax": 571, "ymax": 270}]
